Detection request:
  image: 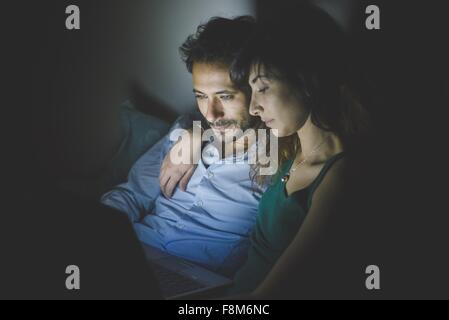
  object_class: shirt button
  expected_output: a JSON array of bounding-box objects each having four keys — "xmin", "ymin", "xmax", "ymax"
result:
[
  {"xmin": 207, "ymin": 172, "xmax": 214, "ymax": 179},
  {"xmin": 197, "ymin": 200, "xmax": 204, "ymax": 207}
]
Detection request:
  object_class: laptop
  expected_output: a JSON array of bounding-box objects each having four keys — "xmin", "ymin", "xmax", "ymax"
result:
[
  {"xmin": 36, "ymin": 190, "xmax": 231, "ymax": 299},
  {"xmin": 95, "ymin": 200, "xmax": 232, "ymax": 299},
  {"xmin": 141, "ymin": 243, "xmax": 232, "ymax": 300}
]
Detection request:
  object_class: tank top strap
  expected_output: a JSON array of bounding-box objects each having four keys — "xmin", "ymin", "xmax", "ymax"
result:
[{"xmin": 306, "ymin": 152, "xmax": 345, "ymax": 209}]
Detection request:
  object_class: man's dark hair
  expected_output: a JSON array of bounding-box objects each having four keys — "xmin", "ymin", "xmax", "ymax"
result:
[{"xmin": 179, "ymin": 16, "xmax": 256, "ymax": 88}]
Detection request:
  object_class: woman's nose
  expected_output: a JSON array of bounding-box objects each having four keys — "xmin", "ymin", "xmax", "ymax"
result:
[{"xmin": 249, "ymin": 96, "xmax": 262, "ymax": 116}]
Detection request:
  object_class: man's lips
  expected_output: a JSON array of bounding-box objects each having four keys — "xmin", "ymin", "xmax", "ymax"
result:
[
  {"xmin": 213, "ymin": 124, "xmax": 235, "ymax": 132},
  {"xmin": 213, "ymin": 126, "xmax": 228, "ymax": 131}
]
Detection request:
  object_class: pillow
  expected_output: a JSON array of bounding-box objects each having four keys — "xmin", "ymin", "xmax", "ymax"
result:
[
  {"xmin": 102, "ymin": 100, "xmax": 170, "ymax": 187},
  {"xmin": 59, "ymin": 100, "xmax": 171, "ymax": 200}
]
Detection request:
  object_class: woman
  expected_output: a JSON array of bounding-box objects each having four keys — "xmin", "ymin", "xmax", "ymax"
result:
[{"xmin": 227, "ymin": 5, "xmax": 372, "ymax": 298}]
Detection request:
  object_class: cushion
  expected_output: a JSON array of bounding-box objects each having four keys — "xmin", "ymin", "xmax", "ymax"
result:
[{"xmin": 59, "ymin": 100, "xmax": 170, "ymax": 200}]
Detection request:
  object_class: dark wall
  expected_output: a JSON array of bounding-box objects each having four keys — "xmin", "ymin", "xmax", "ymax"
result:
[{"xmin": 24, "ymin": 0, "xmax": 257, "ymax": 179}]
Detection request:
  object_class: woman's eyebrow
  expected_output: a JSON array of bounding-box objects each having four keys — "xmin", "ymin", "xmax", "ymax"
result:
[{"xmin": 251, "ymin": 75, "xmax": 268, "ymax": 84}]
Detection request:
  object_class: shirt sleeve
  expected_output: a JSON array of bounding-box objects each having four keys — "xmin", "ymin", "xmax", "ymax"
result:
[{"xmin": 100, "ymin": 113, "xmax": 201, "ymax": 222}]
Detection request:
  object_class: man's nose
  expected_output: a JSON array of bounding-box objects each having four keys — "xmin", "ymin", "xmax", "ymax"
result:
[{"xmin": 206, "ymin": 97, "xmax": 224, "ymax": 123}]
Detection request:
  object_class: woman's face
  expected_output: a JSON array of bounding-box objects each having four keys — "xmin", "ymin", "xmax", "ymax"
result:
[{"xmin": 248, "ymin": 64, "xmax": 309, "ymax": 137}]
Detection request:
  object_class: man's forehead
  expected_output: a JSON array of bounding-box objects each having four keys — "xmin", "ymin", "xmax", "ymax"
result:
[{"xmin": 192, "ymin": 62, "xmax": 237, "ymax": 91}]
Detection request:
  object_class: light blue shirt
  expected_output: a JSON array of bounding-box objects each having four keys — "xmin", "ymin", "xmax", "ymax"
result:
[{"xmin": 101, "ymin": 115, "xmax": 265, "ymax": 275}]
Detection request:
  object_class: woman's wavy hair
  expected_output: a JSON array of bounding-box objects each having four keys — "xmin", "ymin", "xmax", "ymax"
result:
[{"xmin": 230, "ymin": 4, "xmax": 372, "ymax": 186}]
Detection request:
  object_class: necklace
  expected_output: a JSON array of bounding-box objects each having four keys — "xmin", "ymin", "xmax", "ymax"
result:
[{"xmin": 281, "ymin": 135, "xmax": 329, "ymax": 183}]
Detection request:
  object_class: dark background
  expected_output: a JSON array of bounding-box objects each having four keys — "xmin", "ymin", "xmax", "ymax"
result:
[{"xmin": 1, "ymin": 0, "xmax": 448, "ymax": 299}]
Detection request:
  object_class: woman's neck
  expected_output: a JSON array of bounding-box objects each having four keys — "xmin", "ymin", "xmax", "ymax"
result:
[{"xmin": 297, "ymin": 115, "xmax": 343, "ymax": 163}]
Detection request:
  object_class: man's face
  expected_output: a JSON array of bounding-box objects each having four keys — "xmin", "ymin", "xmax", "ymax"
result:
[{"xmin": 192, "ymin": 62, "xmax": 253, "ymax": 142}]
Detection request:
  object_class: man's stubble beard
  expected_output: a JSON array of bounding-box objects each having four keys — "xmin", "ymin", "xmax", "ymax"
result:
[{"xmin": 211, "ymin": 114, "xmax": 258, "ymax": 144}]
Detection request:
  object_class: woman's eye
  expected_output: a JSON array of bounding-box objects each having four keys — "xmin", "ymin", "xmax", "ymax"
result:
[
  {"xmin": 257, "ymin": 87, "xmax": 268, "ymax": 93},
  {"xmin": 220, "ymin": 95, "xmax": 234, "ymax": 101}
]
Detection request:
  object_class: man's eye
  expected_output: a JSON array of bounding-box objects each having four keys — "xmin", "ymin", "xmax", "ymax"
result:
[
  {"xmin": 195, "ymin": 95, "xmax": 207, "ymax": 100},
  {"xmin": 220, "ymin": 95, "xmax": 234, "ymax": 101},
  {"xmin": 257, "ymin": 87, "xmax": 269, "ymax": 93}
]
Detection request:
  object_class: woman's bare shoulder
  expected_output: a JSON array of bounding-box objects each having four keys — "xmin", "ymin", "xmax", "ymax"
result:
[{"xmin": 314, "ymin": 155, "xmax": 348, "ymax": 196}]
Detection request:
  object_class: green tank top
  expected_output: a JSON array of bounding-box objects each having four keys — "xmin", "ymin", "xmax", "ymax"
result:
[{"xmin": 230, "ymin": 152, "xmax": 345, "ymax": 294}]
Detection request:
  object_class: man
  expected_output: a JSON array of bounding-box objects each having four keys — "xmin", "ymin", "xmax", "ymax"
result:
[{"xmin": 101, "ymin": 16, "xmax": 265, "ymax": 276}]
